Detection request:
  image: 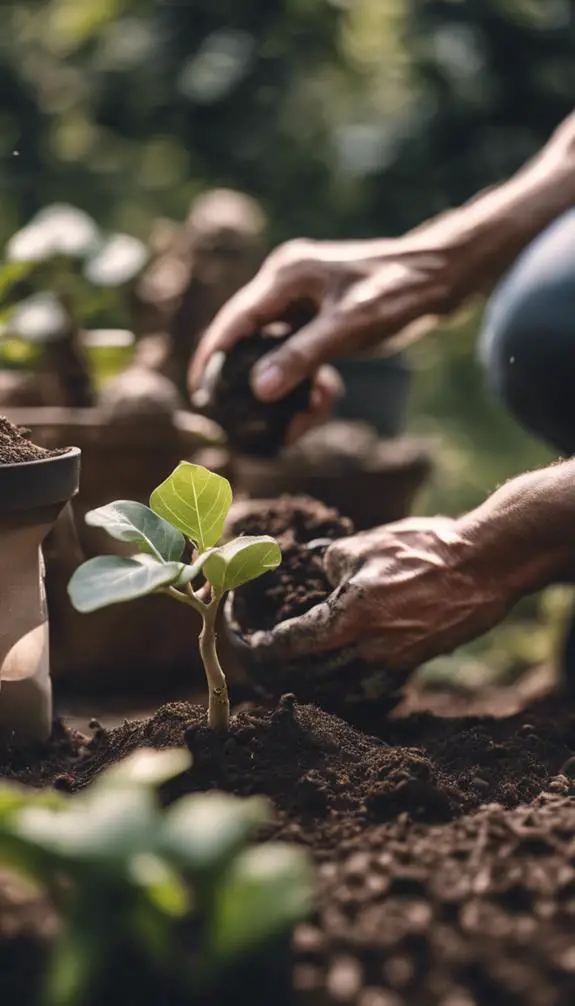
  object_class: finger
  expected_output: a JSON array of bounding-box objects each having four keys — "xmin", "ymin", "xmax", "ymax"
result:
[
  {"xmin": 188, "ymin": 269, "xmax": 297, "ymax": 391},
  {"xmin": 323, "ymin": 539, "xmax": 364, "ymax": 586},
  {"xmin": 251, "ymin": 313, "xmax": 353, "ymax": 402},
  {"xmin": 249, "ymin": 587, "xmax": 359, "ymax": 663},
  {"xmin": 285, "ymin": 365, "xmax": 343, "ymax": 445}
]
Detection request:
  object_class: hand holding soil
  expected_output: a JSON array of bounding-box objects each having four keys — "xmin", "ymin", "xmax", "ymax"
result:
[
  {"xmin": 247, "ymin": 515, "xmax": 513, "ymax": 674},
  {"xmin": 189, "ymin": 235, "xmax": 458, "ymax": 407}
]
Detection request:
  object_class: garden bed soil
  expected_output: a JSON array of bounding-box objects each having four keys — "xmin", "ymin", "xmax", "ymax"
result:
[
  {"xmin": 3, "ymin": 487, "xmax": 575, "ymax": 1003},
  {"xmin": 3, "ymin": 695, "xmax": 575, "ymax": 1004}
]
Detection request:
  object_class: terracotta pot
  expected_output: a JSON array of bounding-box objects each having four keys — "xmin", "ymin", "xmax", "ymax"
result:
[{"xmin": 0, "ymin": 447, "xmax": 81, "ymax": 745}]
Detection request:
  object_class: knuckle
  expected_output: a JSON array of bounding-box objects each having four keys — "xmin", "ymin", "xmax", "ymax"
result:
[{"xmin": 267, "ymin": 238, "xmax": 317, "ymax": 275}]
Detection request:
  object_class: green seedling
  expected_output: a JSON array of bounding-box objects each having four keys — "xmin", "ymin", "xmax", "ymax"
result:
[
  {"xmin": 0, "ymin": 749, "xmax": 313, "ymax": 1006},
  {"xmin": 67, "ymin": 462, "xmax": 281, "ymax": 730}
]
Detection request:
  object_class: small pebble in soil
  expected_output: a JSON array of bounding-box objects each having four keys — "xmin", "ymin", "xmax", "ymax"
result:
[{"xmin": 53, "ymin": 773, "xmax": 74, "ymax": 792}]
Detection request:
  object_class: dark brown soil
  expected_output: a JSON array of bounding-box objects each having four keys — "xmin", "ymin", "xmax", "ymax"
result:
[
  {"xmin": 0, "ymin": 415, "xmax": 61, "ymax": 464},
  {"xmin": 4, "ymin": 694, "xmax": 575, "ymax": 1004},
  {"xmin": 199, "ymin": 315, "xmax": 313, "ymax": 457},
  {"xmin": 227, "ymin": 496, "xmax": 407, "ymax": 723}
]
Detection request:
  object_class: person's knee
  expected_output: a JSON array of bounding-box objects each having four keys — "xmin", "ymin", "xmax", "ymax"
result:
[{"xmin": 478, "ymin": 209, "xmax": 575, "ymax": 452}]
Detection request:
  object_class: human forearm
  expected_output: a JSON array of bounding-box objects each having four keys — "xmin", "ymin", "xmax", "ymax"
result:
[
  {"xmin": 458, "ymin": 459, "xmax": 575, "ymax": 601},
  {"xmin": 403, "ymin": 113, "xmax": 575, "ymax": 305}
]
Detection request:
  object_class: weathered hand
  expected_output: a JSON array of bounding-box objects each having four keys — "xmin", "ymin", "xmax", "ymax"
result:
[
  {"xmin": 249, "ymin": 516, "xmax": 512, "ymax": 674},
  {"xmin": 189, "ymin": 236, "xmax": 456, "ymax": 409}
]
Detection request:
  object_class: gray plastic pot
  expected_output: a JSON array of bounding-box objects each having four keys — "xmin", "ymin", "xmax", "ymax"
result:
[
  {"xmin": 332, "ymin": 354, "xmax": 410, "ymax": 438},
  {"xmin": 0, "ymin": 447, "xmax": 81, "ymax": 746}
]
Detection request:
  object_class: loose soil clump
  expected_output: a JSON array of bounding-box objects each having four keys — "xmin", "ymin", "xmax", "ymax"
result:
[
  {"xmin": 3, "ymin": 697, "xmax": 575, "ymax": 1004},
  {"xmin": 0, "ymin": 415, "xmax": 62, "ymax": 464},
  {"xmin": 199, "ymin": 317, "xmax": 313, "ymax": 457}
]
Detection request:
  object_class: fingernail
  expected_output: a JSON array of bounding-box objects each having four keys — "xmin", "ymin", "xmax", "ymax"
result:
[{"xmin": 253, "ymin": 363, "xmax": 284, "ymax": 399}]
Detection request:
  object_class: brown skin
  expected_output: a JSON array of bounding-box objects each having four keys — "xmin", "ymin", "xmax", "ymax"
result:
[
  {"xmin": 190, "ymin": 113, "xmax": 575, "ymax": 670},
  {"xmin": 248, "ymin": 461, "xmax": 575, "ymax": 671}
]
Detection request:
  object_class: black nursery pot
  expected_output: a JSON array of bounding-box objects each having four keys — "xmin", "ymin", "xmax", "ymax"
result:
[{"xmin": 222, "ymin": 497, "xmax": 406, "ymax": 727}]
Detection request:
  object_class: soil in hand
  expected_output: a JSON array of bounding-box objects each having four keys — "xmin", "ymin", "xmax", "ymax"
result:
[
  {"xmin": 0, "ymin": 416, "xmax": 63, "ymax": 464},
  {"xmin": 228, "ymin": 496, "xmax": 406, "ymax": 723},
  {"xmin": 199, "ymin": 313, "xmax": 314, "ymax": 457}
]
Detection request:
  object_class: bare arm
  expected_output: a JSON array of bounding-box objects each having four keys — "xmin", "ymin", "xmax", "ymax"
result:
[
  {"xmin": 191, "ymin": 113, "xmax": 575, "ymax": 402},
  {"xmin": 459, "ymin": 458, "xmax": 575, "ymax": 601}
]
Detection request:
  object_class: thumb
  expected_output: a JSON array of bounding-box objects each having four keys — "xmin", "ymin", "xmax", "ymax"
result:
[{"xmin": 251, "ymin": 311, "xmax": 349, "ymax": 402}]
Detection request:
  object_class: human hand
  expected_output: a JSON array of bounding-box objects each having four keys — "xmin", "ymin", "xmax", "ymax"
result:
[
  {"xmin": 189, "ymin": 235, "xmax": 455, "ymax": 409},
  {"xmin": 247, "ymin": 516, "xmax": 513, "ymax": 674}
]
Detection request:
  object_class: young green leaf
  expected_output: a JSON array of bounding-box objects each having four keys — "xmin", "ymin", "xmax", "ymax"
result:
[
  {"xmin": 210, "ymin": 843, "xmax": 313, "ymax": 963},
  {"xmin": 203, "ymin": 535, "xmax": 281, "ymax": 591},
  {"xmin": 101, "ymin": 749, "xmax": 192, "ymax": 791},
  {"xmin": 67, "ymin": 554, "xmax": 184, "ymax": 613},
  {"xmin": 162, "ymin": 793, "xmax": 269, "ymax": 873},
  {"xmin": 150, "ymin": 462, "xmax": 232, "ymax": 552},
  {"xmin": 85, "ymin": 501, "xmax": 185, "ymax": 562}
]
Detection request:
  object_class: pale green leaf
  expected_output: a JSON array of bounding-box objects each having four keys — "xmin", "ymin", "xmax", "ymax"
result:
[
  {"xmin": 129, "ymin": 853, "xmax": 189, "ymax": 918},
  {"xmin": 0, "ymin": 260, "xmax": 36, "ymax": 302},
  {"xmin": 173, "ymin": 549, "xmax": 214, "ymax": 586},
  {"xmin": 99, "ymin": 749, "xmax": 192, "ymax": 791},
  {"xmin": 203, "ymin": 535, "xmax": 281, "ymax": 591},
  {"xmin": 17, "ymin": 787, "xmax": 154, "ymax": 862},
  {"xmin": 85, "ymin": 500, "xmax": 185, "ymax": 562},
  {"xmin": 162, "ymin": 793, "xmax": 269, "ymax": 872},
  {"xmin": 45, "ymin": 920, "xmax": 105, "ymax": 1006},
  {"xmin": 67, "ymin": 554, "xmax": 184, "ymax": 613},
  {"xmin": 150, "ymin": 462, "xmax": 232, "ymax": 552},
  {"xmin": 210, "ymin": 844, "xmax": 313, "ymax": 963}
]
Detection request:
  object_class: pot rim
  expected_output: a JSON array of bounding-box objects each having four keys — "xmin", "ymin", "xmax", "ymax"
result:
[{"xmin": 0, "ymin": 445, "xmax": 81, "ymax": 512}]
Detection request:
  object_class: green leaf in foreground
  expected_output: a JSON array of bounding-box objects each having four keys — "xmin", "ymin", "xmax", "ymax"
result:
[
  {"xmin": 67, "ymin": 554, "xmax": 184, "ymax": 612},
  {"xmin": 210, "ymin": 843, "xmax": 313, "ymax": 964},
  {"xmin": 150, "ymin": 462, "xmax": 232, "ymax": 552},
  {"xmin": 162, "ymin": 793, "xmax": 268, "ymax": 873},
  {"xmin": 203, "ymin": 536, "xmax": 281, "ymax": 591},
  {"xmin": 85, "ymin": 500, "xmax": 185, "ymax": 562}
]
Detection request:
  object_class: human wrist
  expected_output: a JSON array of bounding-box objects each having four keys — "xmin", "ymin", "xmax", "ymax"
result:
[
  {"xmin": 456, "ymin": 461, "xmax": 575, "ymax": 603},
  {"xmin": 401, "ymin": 127, "xmax": 575, "ymax": 306}
]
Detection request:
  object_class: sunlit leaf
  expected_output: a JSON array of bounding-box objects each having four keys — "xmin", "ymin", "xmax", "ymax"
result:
[
  {"xmin": 45, "ymin": 919, "xmax": 106, "ymax": 1006},
  {"xmin": 9, "ymin": 292, "xmax": 68, "ymax": 343},
  {"xmin": 210, "ymin": 843, "xmax": 313, "ymax": 963},
  {"xmin": 100, "ymin": 749, "xmax": 192, "ymax": 790},
  {"xmin": 150, "ymin": 462, "xmax": 232, "ymax": 552},
  {"xmin": 0, "ymin": 260, "xmax": 36, "ymax": 303},
  {"xmin": 85, "ymin": 233, "xmax": 149, "ymax": 286},
  {"xmin": 162, "ymin": 793, "xmax": 269, "ymax": 872},
  {"xmin": 67, "ymin": 554, "xmax": 184, "ymax": 613},
  {"xmin": 17, "ymin": 787, "xmax": 154, "ymax": 862},
  {"xmin": 203, "ymin": 535, "xmax": 281, "ymax": 591},
  {"xmin": 129, "ymin": 853, "xmax": 189, "ymax": 918},
  {"xmin": 85, "ymin": 500, "xmax": 185, "ymax": 562}
]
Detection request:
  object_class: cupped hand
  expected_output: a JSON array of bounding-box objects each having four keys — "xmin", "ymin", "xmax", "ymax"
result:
[
  {"xmin": 247, "ymin": 516, "xmax": 512, "ymax": 674},
  {"xmin": 189, "ymin": 236, "xmax": 456, "ymax": 409}
]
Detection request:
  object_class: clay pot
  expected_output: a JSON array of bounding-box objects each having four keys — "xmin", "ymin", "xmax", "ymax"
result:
[
  {"xmin": 0, "ymin": 447, "xmax": 81, "ymax": 745},
  {"xmin": 332, "ymin": 355, "xmax": 411, "ymax": 437},
  {"xmin": 231, "ymin": 431, "xmax": 432, "ymax": 532}
]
